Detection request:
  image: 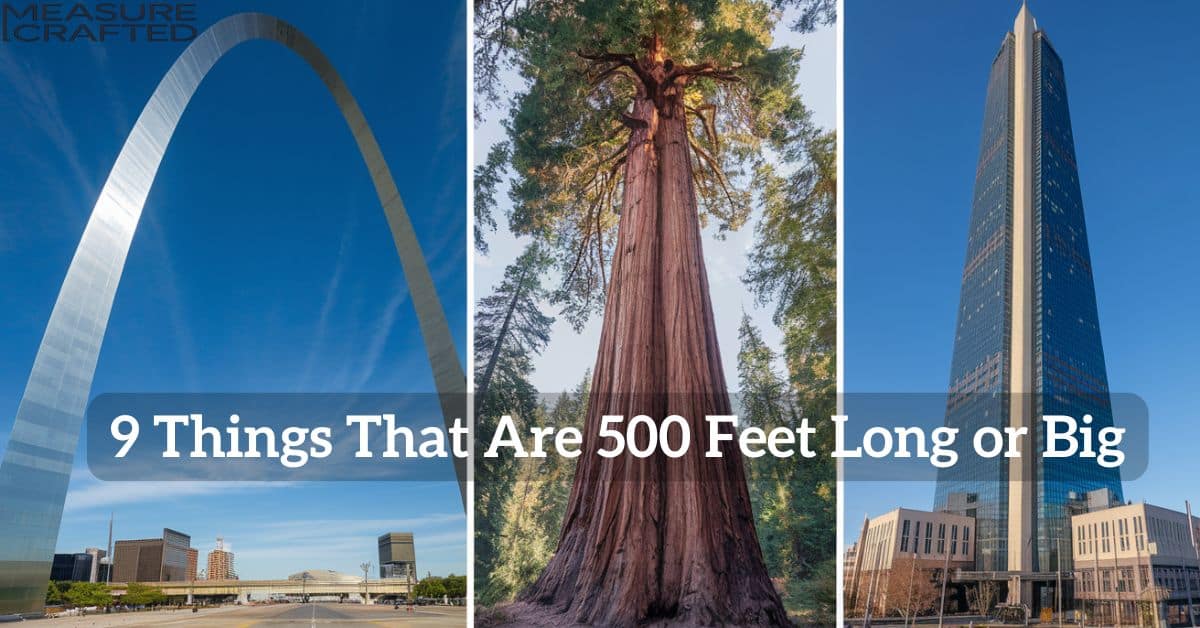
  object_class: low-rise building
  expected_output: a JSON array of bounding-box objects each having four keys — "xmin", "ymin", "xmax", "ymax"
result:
[
  {"xmin": 847, "ymin": 508, "xmax": 976, "ymax": 617},
  {"xmin": 1072, "ymin": 502, "xmax": 1200, "ymax": 626}
]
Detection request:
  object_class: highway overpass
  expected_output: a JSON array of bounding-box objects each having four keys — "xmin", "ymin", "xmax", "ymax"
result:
[{"xmin": 110, "ymin": 579, "xmax": 413, "ymax": 604}]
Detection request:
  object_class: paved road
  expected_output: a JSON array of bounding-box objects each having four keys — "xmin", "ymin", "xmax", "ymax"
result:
[
  {"xmin": 38, "ymin": 603, "xmax": 465, "ymax": 627},
  {"xmin": 244, "ymin": 603, "xmax": 461, "ymax": 626}
]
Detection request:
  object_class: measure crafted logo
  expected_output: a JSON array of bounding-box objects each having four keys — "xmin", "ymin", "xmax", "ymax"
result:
[{"xmin": 2, "ymin": 2, "xmax": 197, "ymax": 42}]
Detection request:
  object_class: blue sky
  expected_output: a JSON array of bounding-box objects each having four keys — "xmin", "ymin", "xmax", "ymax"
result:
[
  {"xmin": 0, "ymin": 1, "xmax": 467, "ymax": 578},
  {"xmin": 844, "ymin": 0, "xmax": 1200, "ymax": 539}
]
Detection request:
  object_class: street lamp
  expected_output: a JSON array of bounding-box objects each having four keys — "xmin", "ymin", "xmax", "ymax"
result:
[
  {"xmin": 360, "ymin": 562, "xmax": 372, "ymax": 605},
  {"xmin": 300, "ymin": 571, "xmax": 312, "ymax": 603}
]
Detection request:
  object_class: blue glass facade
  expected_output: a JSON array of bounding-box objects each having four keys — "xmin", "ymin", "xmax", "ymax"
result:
[
  {"xmin": 934, "ymin": 34, "xmax": 1016, "ymax": 573},
  {"xmin": 1030, "ymin": 32, "xmax": 1123, "ymax": 573},
  {"xmin": 934, "ymin": 25, "xmax": 1122, "ymax": 574}
]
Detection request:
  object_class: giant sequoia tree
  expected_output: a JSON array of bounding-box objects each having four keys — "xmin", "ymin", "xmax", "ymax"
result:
[{"xmin": 476, "ymin": 0, "xmax": 833, "ymax": 624}]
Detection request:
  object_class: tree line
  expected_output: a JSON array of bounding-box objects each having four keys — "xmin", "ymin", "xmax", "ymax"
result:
[
  {"xmin": 45, "ymin": 581, "xmax": 167, "ymax": 609},
  {"xmin": 413, "ymin": 574, "xmax": 467, "ymax": 599}
]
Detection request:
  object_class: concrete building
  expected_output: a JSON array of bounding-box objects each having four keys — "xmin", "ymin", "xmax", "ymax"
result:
[
  {"xmin": 1072, "ymin": 502, "xmax": 1200, "ymax": 626},
  {"xmin": 186, "ymin": 547, "xmax": 198, "ymax": 581},
  {"xmin": 847, "ymin": 508, "xmax": 976, "ymax": 617},
  {"xmin": 84, "ymin": 548, "xmax": 106, "ymax": 583},
  {"xmin": 112, "ymin": 528, "xmax": 193, "ymax": 583},
  {"xmin": 378, "ymin": 532, "xmax": 416, "ymax": 580},
  {"xmin": 288, "ymin": 569, "xmax": 360, "ymax": 584},
  {"xmin": 207, "ymin": 537, "xmax": 236, "ymax": 580}
]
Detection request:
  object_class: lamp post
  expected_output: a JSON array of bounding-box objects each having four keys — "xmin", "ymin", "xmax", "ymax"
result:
[
  {"xmin": 360, "ymin": 562, "xmax": 372, "ymax": 605},
  {"xmin": 299, "ymin": 570, "xmax": 313, "ymax": 603}
]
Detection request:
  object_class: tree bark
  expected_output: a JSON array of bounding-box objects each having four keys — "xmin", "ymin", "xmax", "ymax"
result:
[{"xmin": 514, "ymin": 39, "xmax": 789, "ymax": 626}]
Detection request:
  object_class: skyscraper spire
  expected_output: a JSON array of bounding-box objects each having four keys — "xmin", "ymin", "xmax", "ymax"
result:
[{"xmin": 1015, "ymin": 0, "xmax": 1036, "ymax": 34}]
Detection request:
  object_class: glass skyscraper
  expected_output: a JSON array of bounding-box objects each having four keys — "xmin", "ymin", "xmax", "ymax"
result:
[{"xmin": 933, "ymin": 2, "xmax": 1123, "ymax": 590}]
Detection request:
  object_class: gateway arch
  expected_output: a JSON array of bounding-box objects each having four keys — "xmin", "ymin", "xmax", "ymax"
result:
[{"xmin": 0, "ymin": 14, "xmax": 465, "ymax": 616}]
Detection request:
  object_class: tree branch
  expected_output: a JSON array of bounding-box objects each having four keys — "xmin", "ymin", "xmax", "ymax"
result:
[
  {"xmin": 668, "ymin": 61, "xmax": 742, "ymax": 85},
  {"xmin": 577, "ymin": 50, "xmax": 655, "ymax": 90}
]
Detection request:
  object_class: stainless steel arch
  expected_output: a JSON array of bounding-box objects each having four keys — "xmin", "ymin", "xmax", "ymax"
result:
[{"xmin": 0, "ymin": 14, "xmax": 465, "ymax": 615}]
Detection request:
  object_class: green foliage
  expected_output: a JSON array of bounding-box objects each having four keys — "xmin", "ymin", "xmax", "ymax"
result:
[
  {"xmin": 737, "ymin": 123, "xmax": 836, "ymax": 624},
  {"xmin": 481, "ymin": 447, "xmax": 555, "ymax": 604},
  {"xmin": 788, "ymin": 557, "xmax": 837, "ymax": 622},
  {"xmin": 737, "ymin": 315, "xmax": 836, "ymax": 624},
  {"xmin": 474, "ymin": 243, "xmax": 555, "ymax": 405},
  {"xmin": 119, "ymin": 582, "xmax": 165, "ymax": 607},
  {"xmin": 475, "ymin": 0, "xmax": 824, "ymax": 330},
  {"xmin": 476, "ymin": 376, "xmax": 589, "ymax": 606},
  {"xmin": 773, "ymin": 0, "xmax": 835, "ymax": 33},
  {"xmin": 744, "ymin": 129, "xmax": 836, "ymax": 400},
  {"xmin": 46, "ymin": 581, "xmax": 66, "ymax": 605},
  {"xmin": 62, "ymin": 581, "xmax": 114, "ymax": 608},
  {"xmin": 442, "ymin": 574, "xmax": 467, "ymax": 598},
  {"xmin": 414, "ymin": 576, "xmax": 448, "ymax": 599},
  {"xmin": 473, "ymin": 244, "xmax": 558, "ymax": 598},
  {"xmin": 474, "ymin": 141, "xmax": 510, "ymax": 253}
]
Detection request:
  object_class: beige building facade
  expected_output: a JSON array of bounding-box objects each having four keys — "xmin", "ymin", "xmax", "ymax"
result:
[
  {"xmin": 1072, "ymin": 502, "xmax": 1200, "ymax": 626},
  {"xmin": 846, "ymin": 508, "xmax": 976, "ymax": 617}
]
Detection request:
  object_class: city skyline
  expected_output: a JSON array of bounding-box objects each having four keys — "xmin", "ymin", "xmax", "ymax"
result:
[{"xmin": 0, "ymin": 0, "xmax": 467, "ymax": 590}]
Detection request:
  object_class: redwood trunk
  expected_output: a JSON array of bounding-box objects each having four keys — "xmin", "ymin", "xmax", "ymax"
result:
[{"xmin": 516, "ymin": 45, "xmax": 788, "ymax": 626}]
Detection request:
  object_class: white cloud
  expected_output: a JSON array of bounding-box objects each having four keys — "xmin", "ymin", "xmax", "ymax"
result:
[
  {"xmin": 0, "ymin": 46, "xmax": 94, "ymax": 197},
  {"xmin": 63, "ymin": 469, "xmax": 290, "ymax": 513}
]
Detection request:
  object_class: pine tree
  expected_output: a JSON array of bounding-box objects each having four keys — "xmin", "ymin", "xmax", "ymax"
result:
[
  {"xmin": 473, "ymin": 244, "xmax": 555, "ymax": 599},
  {"xmin": 739, "ymin": 98, "xmax": 837, "ymax": 627},
  {"xmin": 744, "ymin": 129, "xmax": 836, "ymax": 400},
  {"xmin": 736, "ymin": 314, "xmax": 836, "ymax": 623},
  {"xmin": 474, "ymin": 244, "xmax": 555, "ymax": 405},
  {"xmin": 475, "ymin": 0, "xmax": 834, "ymax": 623},
  {"xmin": 482, "ymin": 412, "xmax": 557, "ymax": 605}
]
